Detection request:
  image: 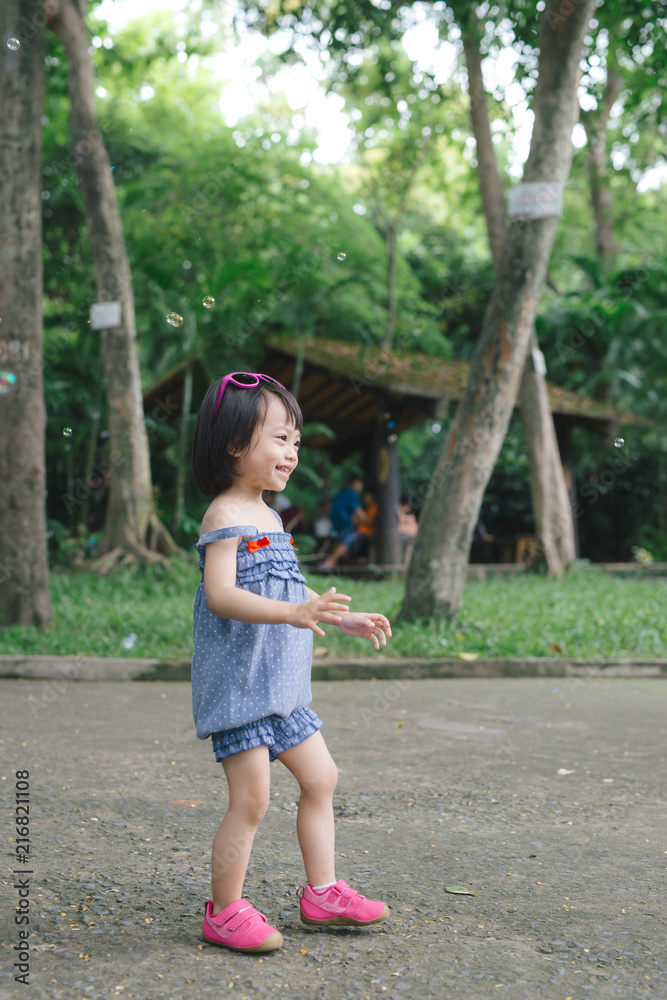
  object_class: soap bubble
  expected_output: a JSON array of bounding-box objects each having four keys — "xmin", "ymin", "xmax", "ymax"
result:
[
  {"xmin": 63, "ymin": 427, "xmax": 73, "ymax": 437},
  {"xmin": 0, "ymin": 370, "xmax": 18, "ymax": 396},
  {"xmin": 337, "ymin": 252, "xmax": 347, "ymax": 261},
  {"xmin": 121, "ymin": 633, "xmax": 138, "ymax": 650},
  {"xmin": 614, "ymin": 437, "xmax": 624, "ymax": 448},
  {"xmin": 166, "ymin": 312, "xmax": 183, "ymax": 327},
  {"xmin": 203, "ymin": 296, "xmax": 215, "ymax": 308},
  {"xmin": 6, "ymin": 37, "xmax": 20, "ymax": 51}
]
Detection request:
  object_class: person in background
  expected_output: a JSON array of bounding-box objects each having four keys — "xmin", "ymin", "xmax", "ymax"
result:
[
  {"xmin": 330, "ymin": 475, "xmax": 364, "ymax": 536},
  {"xmin": 312, "ymin": 498, "xmax": 334, "ymax": 554},
  {"xmin": 398, "ymin": 496, "xmax": 418, "ymax": 566},
  {"xmin": 318, "ymin": 486, "xmax": 375, "ymax": 572},
  {"xmin": 355, "ymin": 490, "xmax": 377, "ymax": 561}
]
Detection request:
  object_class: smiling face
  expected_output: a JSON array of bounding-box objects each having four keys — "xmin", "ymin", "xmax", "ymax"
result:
[{"xmin": 236, "ymin": 394, "xmax": 300, "ymax": 494}]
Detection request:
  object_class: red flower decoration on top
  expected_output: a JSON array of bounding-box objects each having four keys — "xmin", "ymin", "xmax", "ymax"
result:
[{"xmin": 247, "ymin": 536, "xmax": 271, "ymax": 553}]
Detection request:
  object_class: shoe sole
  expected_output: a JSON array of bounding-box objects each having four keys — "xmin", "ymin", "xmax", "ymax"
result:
[
  {"xmin": 300, "ymin": 904, "xmax": 389, "ymax": 927},
  {"xmin": 202, "ymin": 928, "xmax": 283, "ymax": 952}
]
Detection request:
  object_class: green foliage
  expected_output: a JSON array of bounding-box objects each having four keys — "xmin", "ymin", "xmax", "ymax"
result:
[
  {"xmin": 313, "ymin": 569, "xmax": 667, "ymax": 660},
  {"xmin": 3, "ymin": 564, "xmax": 665, "ymax": 660},
  {"xmin": 399, "ymin": 414, "xmax": 534, "ymax": 536},
  {"xmin": 36, "ymin": 1, "xmax": 666, "ymax": 563}
]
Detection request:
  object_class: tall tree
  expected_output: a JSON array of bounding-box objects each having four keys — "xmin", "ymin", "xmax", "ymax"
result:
[
  {"xmin": 340, "ymin": 47, "xmax": 448, "ymax": 350},
  {"xmin": 578, "ymin": 1, "xmax": 666, "ymax": 270},
  {"xmin": 457, "ymin": 3, "xmax": 576, "ymax": 574},
  {"xmin": 47, "ymin": 0, "xmax": 178, "ymax": 565},
  {"xmin": 399, "ymin": 0, "xmax": 596, "ymax": 620},
  {"xmin": 0, "ymin": 0, "xmax": 52, "ymax": 626}
]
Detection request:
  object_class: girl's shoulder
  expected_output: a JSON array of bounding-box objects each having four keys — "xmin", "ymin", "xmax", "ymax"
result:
[{"xmin": 200, "ymin": 495, "xmax": 284, "ymax": 536}]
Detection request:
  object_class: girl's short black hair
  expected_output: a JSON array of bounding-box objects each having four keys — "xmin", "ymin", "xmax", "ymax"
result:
[{"xmin": 191, "ymin": 376, "xmax": 303, "ymax": 497}]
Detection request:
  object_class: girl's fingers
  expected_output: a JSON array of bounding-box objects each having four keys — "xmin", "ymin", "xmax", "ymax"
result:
[{"xmin": 328, "ymin": 589, "xmax": 351, "ymax": 601}]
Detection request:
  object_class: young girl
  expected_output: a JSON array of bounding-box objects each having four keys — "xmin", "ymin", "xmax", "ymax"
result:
[{"xmin": 190, "ymin": 372, "xmax": 392, "ymax": 954}]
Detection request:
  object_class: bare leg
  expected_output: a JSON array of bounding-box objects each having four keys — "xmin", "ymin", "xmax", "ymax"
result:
[
  {"xmin": 211, "ymin": 746, "xmax": 270, "ymax": 914},
  {"xmin": 278, "ymin": 731, "xmax": 338, "ymax": 886}
]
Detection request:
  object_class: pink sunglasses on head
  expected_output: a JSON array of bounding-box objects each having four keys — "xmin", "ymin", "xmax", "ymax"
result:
[{"xmin": 212, "ymin": 372, "xmax": 285, "ymax": 418}]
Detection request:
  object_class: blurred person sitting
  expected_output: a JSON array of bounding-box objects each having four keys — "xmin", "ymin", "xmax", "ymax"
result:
[
  {"xmin": 398, "ymin": 496, "xmax": 418, "ymax": 565},
  {"xmin": 312, "ymin": 498, "xmax": 334, "ymax": 554},
  {"xmin": 319, "ymin": 483, "xmax": 375, "ymax": 572}
]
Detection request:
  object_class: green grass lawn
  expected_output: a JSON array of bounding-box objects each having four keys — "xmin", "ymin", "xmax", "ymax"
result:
[{"xmin": 1, "ymin": 560, "xmax": 665, "ymax": 661}]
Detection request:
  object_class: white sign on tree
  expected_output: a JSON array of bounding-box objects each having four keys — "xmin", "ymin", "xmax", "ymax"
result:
[
  {"xmin": 90, "ymin": 301, "xmax": 122, "ymax": 330},
  {"xmin": 508, "ymin": 182, "xmax": 564, "ymax": 219}
]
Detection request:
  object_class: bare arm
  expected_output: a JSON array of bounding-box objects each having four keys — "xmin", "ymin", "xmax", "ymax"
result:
[{"xmin": 204, "ymin": 538, "xmax": 351, "ymax": 635}]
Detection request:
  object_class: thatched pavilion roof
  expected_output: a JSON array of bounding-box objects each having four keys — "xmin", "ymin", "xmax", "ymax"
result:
[{"xmin": 142, "ymin": 335, "xmax": 646, "ymax": 456}]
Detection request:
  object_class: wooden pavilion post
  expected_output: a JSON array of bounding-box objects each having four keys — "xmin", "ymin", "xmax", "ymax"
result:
[{"xmin": 372, "ymin": 393, "xmax": 400, "ymax": 566}]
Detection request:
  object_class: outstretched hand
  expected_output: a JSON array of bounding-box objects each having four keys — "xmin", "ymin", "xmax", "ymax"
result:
[
  {"xmin": 291, "ymin": 587, "xmax": 352, "ymax": 637},
  {"xmin": 337, "ymin": 612, "xmax": 392, "ymax": 650}
]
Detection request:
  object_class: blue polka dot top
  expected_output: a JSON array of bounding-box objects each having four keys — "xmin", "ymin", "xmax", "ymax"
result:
[{"xmin": 191, "ymin": 509, "xmax": 314, "ymax": 740}]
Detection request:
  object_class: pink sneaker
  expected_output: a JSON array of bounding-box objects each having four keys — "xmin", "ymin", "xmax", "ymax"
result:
[
  {"xmin": 296, "ymin": 880, "xmax": 389, "ymax": 926},
  {"xmin": 202, "ymin": 899, "xmax": 283, "ymax": 952}
]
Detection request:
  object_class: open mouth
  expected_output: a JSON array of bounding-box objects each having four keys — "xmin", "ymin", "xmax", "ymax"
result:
[{"xmin": 276, "ymin": 466, "xmax": 291, "ymax": 480}]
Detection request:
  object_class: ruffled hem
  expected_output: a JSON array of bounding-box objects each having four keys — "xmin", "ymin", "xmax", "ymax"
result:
[
  {"xmin": 237, "ymin": 565, "xmax": 307, "ymax": 586},
  {"xmin": 211, "ymin": 707, "xmax": 323, "ymax": 762},
  {"xmin": 196, "ymin": 531, "xmax": 306, "ymax": 584}
]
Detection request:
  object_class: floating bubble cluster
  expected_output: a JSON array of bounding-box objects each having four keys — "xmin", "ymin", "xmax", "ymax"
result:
[
  {"xmin": 63, "ymin": 427, "xmax": 73, "ymax": 437},
  {"xmin": 337, "ymin": 252, "xmax": 347, "ymax": 261},
  {"xmin": 614, "ymin": 437, "xmax": 625, "ymax": 448},
  {"xmin": 166, "ymin": 312, "xmax": 183, "ymax": 327},
  {"xmin": 0, "ymin": 370, "xmax": 18, "ymax": 396},
  {"xmin": 6, "ymin": 37, "xmax": 20, "ymax": 51},
  {"xmin": 203, "ymin": 296, "xmax": 215, "ymax": 308}
]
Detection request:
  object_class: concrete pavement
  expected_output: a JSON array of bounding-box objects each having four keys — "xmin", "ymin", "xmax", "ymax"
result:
[{"xmin": 1, "ymin": 676, "xmax": 666, "ymax": 1000}]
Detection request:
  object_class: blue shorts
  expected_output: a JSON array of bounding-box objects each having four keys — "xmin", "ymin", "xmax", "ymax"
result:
[
  {"xmin": 336, "ymin": 526, "xmax": 362, "ymax": 549},
  {"xmin": 211, "ymin": 706, "xmax": 323, "ymax": 763}
]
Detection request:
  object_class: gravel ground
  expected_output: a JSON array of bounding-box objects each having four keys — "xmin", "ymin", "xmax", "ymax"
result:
[{"xmin": 1, "ymin": 676, "xmax": 666, "ymax": 1000}]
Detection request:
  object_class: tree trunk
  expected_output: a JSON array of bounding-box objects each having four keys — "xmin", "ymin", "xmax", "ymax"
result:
[
  {"xmin": 461, "ymin": 6, "xmax": 576, "ymax": 575},
  {"xmin": 48, "ymin": 0, "xmax": 178, "ymax": 564},
  {"xmin": 398, "ymin": 0, "xmax": 595, "ymax": 621},
  {"xmin": 0, "ymin": 0, "xmax": 52, "ymax": 626},
  {"xmin": 174, "ymin": 361, "xmax": 193, "ymax": 528},
  {"xmin": 461, "ymin": 15, "xmax": 506, "ymax": 266},
  {"xmin": 382, "ymin": 223, "xmax": 398, "ymax": 350},
  {"xmin": 518, "ymin": 338, "xmax": 576, "ymax": 571},
  {"xmin": 582, "ymin": 69, "xmax": 622, "ymax": 269}
]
